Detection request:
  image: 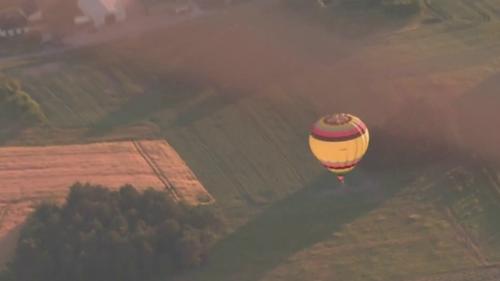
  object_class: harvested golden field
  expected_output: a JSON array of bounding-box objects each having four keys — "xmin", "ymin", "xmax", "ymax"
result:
[
  {"xmin": 0, "ymin": 139, "xmax": 212, "ymax": 204},
  {"xmin": 0, "ymin": 140, "xmax": 213, "ymax": 266}
]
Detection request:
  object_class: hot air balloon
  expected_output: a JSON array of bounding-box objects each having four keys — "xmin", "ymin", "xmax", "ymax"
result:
[{"xmin": 309, "ymin": 113, "xmax": 369, "ymax": 184}]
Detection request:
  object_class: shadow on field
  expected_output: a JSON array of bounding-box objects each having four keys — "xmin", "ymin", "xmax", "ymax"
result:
[
  {"xmin": 86, "ymin": 68, "xmax": 253, "ymax": 136},
  {"xmin": 181, "ymin": 171, "xmax": 409, "ymax": 281},
  {"xmin": 86, "ymin": 73, "xmax": 203, "ymax": 137},
  {"xmin": 0, "ymin": 224, "xmax": 22, "ymax": 268},
  {"xmin": 455, "ymin": 73, "xmax": 500, "ymax": 164},
  {"xmin": 171, "ymin": 87, "xmax": 253, "ymax": 128},
  {"xmin": 0, "ymin": 128, "xmax": 23, "ymax": 145},
  {"xmin": 283, "ymin": 0, "xmax": 418, "ymax": 40},
  {"xmin": 364, "ymin": 96, "xmax": 459, "ymax": 171}
]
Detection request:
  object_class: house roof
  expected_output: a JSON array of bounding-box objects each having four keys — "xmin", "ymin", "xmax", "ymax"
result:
[{"xmin": 0, "ymin": 8, "xmax": 27, "ymax": 29}]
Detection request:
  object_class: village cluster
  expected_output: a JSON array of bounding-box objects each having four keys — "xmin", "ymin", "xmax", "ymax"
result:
[{"xmin": 0, "ymin": 0, "xmax": 193, "ymax": 44}]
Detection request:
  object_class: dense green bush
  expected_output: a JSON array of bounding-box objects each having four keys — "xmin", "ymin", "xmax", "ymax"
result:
[
  {"xmin": 0, "ymin": 76, "xmax": 47, "ymax": 127},
  {"xmin": 1, "ymin": 184, "xmax": 224, "ymax": 281}
]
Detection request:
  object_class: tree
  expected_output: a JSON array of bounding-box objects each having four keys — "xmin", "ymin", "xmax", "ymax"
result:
[
  {"xmin": 175, "ymin": 226, "xmax": 204, "ymax": 267},
  {"xmin": 0, "ymin": 75, "xmax": 47, "ymax": 128}
]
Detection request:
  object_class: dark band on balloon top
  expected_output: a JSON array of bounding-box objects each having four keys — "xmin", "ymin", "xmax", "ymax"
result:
[
  {"xmin": 311, "ymin": 128, "xmax": 366, "ymax": 142},
  {"xmin": 310, "ymin": 114, "xmax": 368, "ymax": 142}
]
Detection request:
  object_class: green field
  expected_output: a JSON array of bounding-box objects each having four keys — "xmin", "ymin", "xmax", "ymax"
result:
[{"xmin": 2, "ymin": 0, "xmax": 500, "ymax": 280}]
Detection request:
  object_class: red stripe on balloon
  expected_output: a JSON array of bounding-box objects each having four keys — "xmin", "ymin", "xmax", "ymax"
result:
[
  {"xmin": 311, "ymin": 129, "xmax": 365, "ymax": 142},
  {"xmin": 322, "ymin": 162, "xmax": 358, "ymax": 170},
  {"xmin": 312, "ymin": 125, "xmax": 365, "ymax": 137}
]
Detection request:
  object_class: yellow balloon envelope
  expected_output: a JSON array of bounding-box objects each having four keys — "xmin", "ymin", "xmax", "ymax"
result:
[{"xmin": 309, "ymin": 113, "xmax": 369, "ymax": 183}]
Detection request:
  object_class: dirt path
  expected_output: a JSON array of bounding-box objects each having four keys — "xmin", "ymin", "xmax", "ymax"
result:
[
  {"xmin": 444, "ymin": 207, "xmax": 489, "ymax": 266},
  {"xmin": 132, "ymin": 140, "xmax": 180, "ymax": 201}
]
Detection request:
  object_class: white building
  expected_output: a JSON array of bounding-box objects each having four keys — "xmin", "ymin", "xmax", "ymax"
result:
[{"xmin": 77, "ymin": 0, "xmax": 128, "ymax": 28}]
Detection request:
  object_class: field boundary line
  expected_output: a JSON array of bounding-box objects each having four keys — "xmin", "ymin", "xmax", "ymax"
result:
[
  {"xmin": 444, "ymin": 207, "xmax": 489, "ymax": 266},
  {"xmin": 423, "ymin": 0, "xmax": 451, "ymax": 21},
  {"xmin": 45, "ymin": 86, "xmax": 84, "ymax": 124},
  {"xmin": 327, "ymin": 236, "xmax": 428, "ymax": 253},
  {"xmin": 482, "ymin": 167, "xmax": 500, "ymax": 203},
  {"xmin": 460, "ymin": 0, "xmax": 491, "ymax": 23},
  {"xmin": 132, "ymin": 141, "xmax": 180, "ymax": 201},
  {"xmin": 400, "ymin": 262, "xmax": 500, "ymax": 281}
]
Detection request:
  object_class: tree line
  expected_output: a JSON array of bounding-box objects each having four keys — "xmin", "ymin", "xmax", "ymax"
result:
[{"xmin": 0, "ymin": 183, "xmax": 224, "ymax": 281}]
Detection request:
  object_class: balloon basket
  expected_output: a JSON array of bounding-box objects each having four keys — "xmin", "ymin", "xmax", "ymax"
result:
[{"xmin": 337, "ymin": 176, "xmax": 345, "ymax": 184}]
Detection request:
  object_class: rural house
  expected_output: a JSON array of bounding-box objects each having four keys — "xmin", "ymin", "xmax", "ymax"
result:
[
  {"xmin": 0, "ymin": 8, "xmax": 29, "ymax": 39},
  {"xmin": 0, "ymin": 0, "xmax": 136, "ymax": 41},
  {"xmin": 0, "ymin": 0, "xmax": 40, "ymax": 40}
]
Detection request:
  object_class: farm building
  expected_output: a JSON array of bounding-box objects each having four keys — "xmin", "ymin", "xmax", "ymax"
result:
[
  {"xmin": 0, "ymin": 0, "xmax": 44, "ymax": 41},
  {"xmin": 0, "ymin": 0, "xmax": 144, "ymax": 41},
  {"xmin": 77, "ymin": 0, "xmax": 145, "ymax": 27},
  {"xmin": 77, "ymin": 0, "xmax": 127, "ymax": 27},
  {"xmin": 0, "ymin": 8, "xmax": 30, "ymax": 39}
]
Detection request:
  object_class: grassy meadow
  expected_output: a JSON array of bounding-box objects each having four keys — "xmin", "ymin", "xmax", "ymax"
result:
[{"xmin": 2, "ymin": 0, "xmax": 500, "ymax": 280}]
